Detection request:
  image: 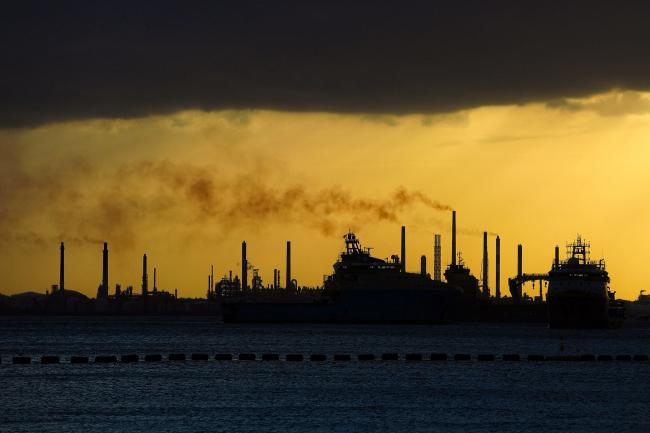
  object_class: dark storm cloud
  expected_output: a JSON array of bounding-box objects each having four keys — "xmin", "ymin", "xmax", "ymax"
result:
[{"xmin": 2, "ymin": 1, "xmax": 650, "ymax": 126}]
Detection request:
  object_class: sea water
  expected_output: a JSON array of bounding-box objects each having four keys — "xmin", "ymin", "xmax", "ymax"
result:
[{"xmin": 1, "ymin": 317, "xmax": 650, "ymax": 432}]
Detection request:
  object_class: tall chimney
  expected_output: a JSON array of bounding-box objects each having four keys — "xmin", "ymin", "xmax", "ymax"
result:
[
  {"xmin": 142, "ymin": 253, "xmax": 148, "ymax": 296},
  {"xmin": 482, "ymin": 231, "xmax": 489, "ymax": 297},
  {"xmin": 554, "ymin": 245, "xmax": 560, "ymax": 268},
  {"xmin": 153, "ymin": 267, "xmax": 157, "ymax": 293},
  {"xmin": 59, "ymin": 242, "xmax": 65, "ymax": 291},
  {"xmin": 434, "ymin": 234, "xmax": 441, "ymax": 281},
  {"xmin": 420, "ymin": 255, "xmax": 426, "ymax": 275},
  {"xmin": 401, "ymin": 226, "xmax": 406, "ymax": 272},
  {"xmin": 286, "ymin": 241, "xmax": 292, "ymax": 289},
  {"xmin": 451, "ymin": 211, "xmax": 457, "ymax": 266},
  {"xmin": 207, "ymin": 275, "xmax": 211, "ymax": 295},
  {"xmin": 211, "ymin": 265, "xmax": 214, "ymax": 293},
  {"xmin": 495, "ymin": 236, "xmax": 501, "ymax": 298},
  {"xmin": 102, "ymin": 242, "xmax": 108, "ymax": 295},
  {"xmin": 516, "ymin": 244, "xmax": 523, "ymax": 301},
  {"xmin": 242, "ymin": 241, "xmax": 248, "ymax": 290}
]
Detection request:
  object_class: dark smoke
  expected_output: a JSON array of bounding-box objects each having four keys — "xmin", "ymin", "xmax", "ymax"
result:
[
  {"xmin": 132, "ymin": 160, "xmax": 452, "ymax": 236},
  {"xmin": 0, "ymin": 159, "xmax": 454, "ymax": 249}
]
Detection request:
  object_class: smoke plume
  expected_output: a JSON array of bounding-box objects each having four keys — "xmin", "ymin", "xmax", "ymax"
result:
[{"xmin": 0, "ymin": 158, "xmax": 453, "ymax": 249}]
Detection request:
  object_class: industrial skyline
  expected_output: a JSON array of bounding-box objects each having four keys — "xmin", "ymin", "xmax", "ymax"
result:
[{"xmin": 19, "ymin": 210, "xmax": 589, "ymax": 305}]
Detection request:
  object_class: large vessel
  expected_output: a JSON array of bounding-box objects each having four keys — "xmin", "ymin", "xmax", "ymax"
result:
[
  {"xmin": 221, "ymin": 231, "xmax": 462, "ymax": 323},
  {"xmin": 546, "ymin": 236, "xmax": 616, "ymax": 329}
]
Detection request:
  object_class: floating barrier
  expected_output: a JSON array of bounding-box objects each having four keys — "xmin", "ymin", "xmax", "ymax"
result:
[
  {"xmin": 381, "ymin": 353, "xmax": 399, "ymax": 361},
  {"xmin": 191, "ymin": 353, "xmax": 209, "ymax": 361},
  {"xmin": 262, "ymin": 354, "xmax": 280, "ymax": 361},
  {"xmin": 477, "ymin": 354, "xmax": 495, "ymax": 361},
  {"xmin": 145, "ymin": 354, "xmax": 162, "ymax": 362},
  {"xmin": 41, "ymin": 355, "xmax": 60, "ymax": 364},
  {"xmin": 238, "ymin": 353, "xmax": 256, "ymax": 361},
  {"xmin": 546, "ymin": 355, "xmax": 581, "ymax": 361},
  {"xmin": 502, "ymin": 354, "xmax": 520, "ymax": 361},
  {"xmin": 6, "ymin": 352, "xmax": 650, "ymax": 365},
  {"xmin": 121, "ymin": 354, "xmax": 139, "ymax": 363},
  {"xmin": 405, "ymin": 353, "xmax": 423, "ymax": 361},
  {"xmin": 168, "ymin": 354, "xmax": 186, "ymax": 361},
  {"xmin": 286, "ymin": 354, "xmax": 304, "ymax": 361},
  {"xmin": 310, "ymin": 354, "xmax": 327, "ymax": 361},
  {"xmin": 215, "ymin": 354, "xmax": 233, "ymax": 361},
  {"xmin": 94, "ymin": 355, "xmax": 117, "ymax": 363}
]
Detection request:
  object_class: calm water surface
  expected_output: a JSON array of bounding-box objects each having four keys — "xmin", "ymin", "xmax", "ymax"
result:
[{"xmin": 1, "ymin": 317, "xmax": 649, "ymax": 432}]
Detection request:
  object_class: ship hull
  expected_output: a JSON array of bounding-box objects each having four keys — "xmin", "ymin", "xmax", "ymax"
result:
[
  {"xmin": 547, "ymin": 292, "xmax": 609, "ymax": 329},
  {"xmin": 222, "ymin": 288, "xmax": 459, "ymax": 323}
]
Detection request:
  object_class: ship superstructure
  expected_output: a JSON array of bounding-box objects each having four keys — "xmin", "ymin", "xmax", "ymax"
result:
[
  {"xmin": 546, "ymin": 236, "xmax": 612, "ymax": 328},
  {"xmin": 323, "ymin": 232, "xmax": 422, "ymax": 296},
  {"xmin": 221, "ymin": 228, "xmax": 461, "ymax": 323}
]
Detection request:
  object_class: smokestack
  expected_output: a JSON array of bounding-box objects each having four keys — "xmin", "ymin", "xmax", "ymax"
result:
[
  {"xmin": 451, "ymin": 211, "xmax": 457, "ymax": 266},
  {"xmin": 142, "ymin": 253, "xmax": 148, "ymax": 296},
  {"xmin": 153, "ymin": 267, "xmax": 157, "ymax": 294},
  {"xmin": 242, "ymin": 241, "xmax": 248, "ymax": 290},
  {"xmin": 495, "ymin": 236, "xmax": 501, "ymax": 298},
  {"xmin": 286, "ymin": 241, "xmax": 292, "ymax": 290},
  {"xmin": 420, "ymin": 255, "xmax": 426, "ymax": 275},
  {"xmin": 208, "ymin": 275, "xmax": 211, "ymax": 295},
  {"xmin": 102, "ymin": 242, "xmax": 108, "ymax": 294},
  {"xmin": 554, "ymin": 245, "xmax": 560, "ymax": 268},
  {"xmin": 482, "ymin": 232, "xmax": 489, "ymax": 297},
  {"xmin": 401, "ymin": 226, "xmax": 406, "ymax": 272},
  {"xmin": 434, "ymin": 234, "xmax": 441, "ymax": 281},
  {"xmin": 59, "ymin": 242, "xmax": 65, "ymax": 291},
  {"xmin": 515, "ymin": 244, "xmax": 523, "ymax": 302},
  {"xmin": 211, "ymin": 265, "xmax": 214, "ymax": 293}
]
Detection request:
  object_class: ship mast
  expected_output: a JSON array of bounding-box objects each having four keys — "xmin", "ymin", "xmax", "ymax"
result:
[{"xmin": 567, "ymin": 235, "xmax": 590, "ymax": 265}]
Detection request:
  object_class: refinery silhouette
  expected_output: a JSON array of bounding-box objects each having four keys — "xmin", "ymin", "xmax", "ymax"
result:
[{"xmin": 0, "ymin": 211, "xmax": 630, "ymax": 328}]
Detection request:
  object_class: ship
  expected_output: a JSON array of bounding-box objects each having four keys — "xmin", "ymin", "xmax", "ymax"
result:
[
  {"xmin": 220, "ymin": 230, "xmax": 462, "ymax": 323},
  {"xmin": 547, "ymin": 236, "xmax": 623, "ymax": 328}
]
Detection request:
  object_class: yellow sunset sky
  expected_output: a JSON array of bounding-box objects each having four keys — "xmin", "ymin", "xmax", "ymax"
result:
[{"xmin": 1, "ymin": 90, "xmax": 649, "ymax": 300}]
